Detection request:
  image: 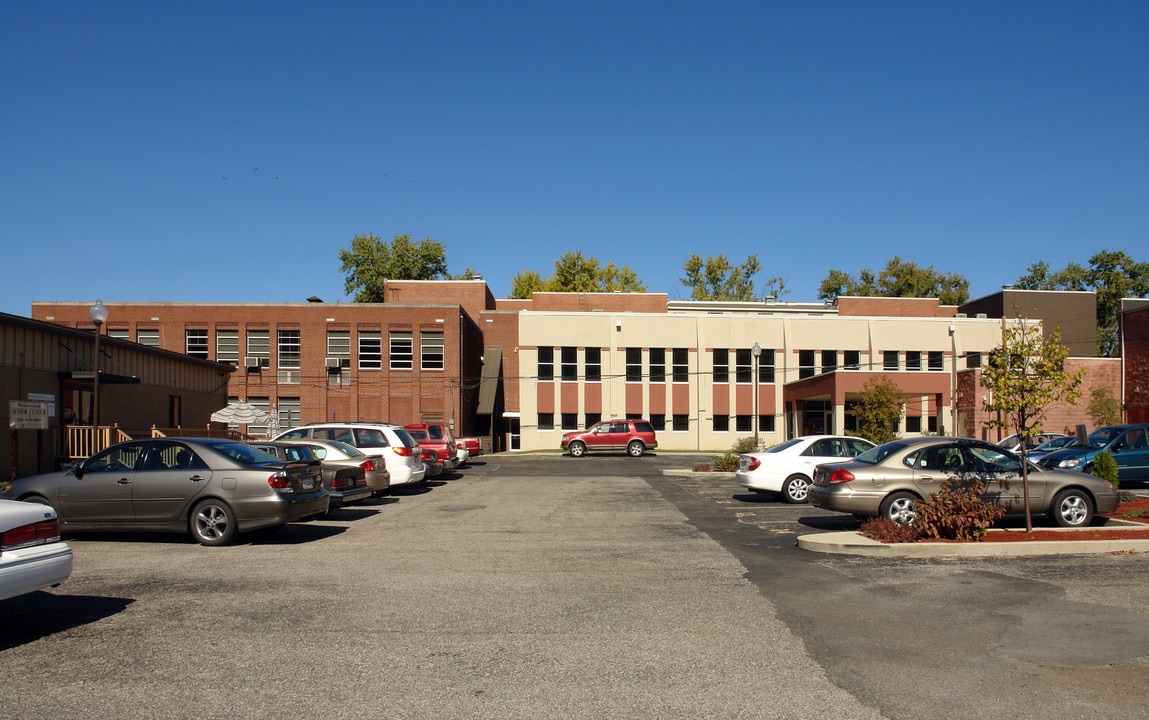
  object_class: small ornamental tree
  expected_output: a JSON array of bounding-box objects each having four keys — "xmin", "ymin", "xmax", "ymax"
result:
[
  {"xmin": 854, "ymin": 375, "xmax": 905, "ymax": 445},
  {"xmin": 1087, "ymin": 386, "xmax": 1123, "ymax": 427},
  {"xmin": 981, "ymin": 319, "xmax": 1085, "ymax": 531}
]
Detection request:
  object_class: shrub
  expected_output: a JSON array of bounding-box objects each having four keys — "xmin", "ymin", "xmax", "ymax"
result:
[
  {"xmin": 1091, "ymin": 451, "xmax": 1119, "ymax": 488},
  {"xmin": 730, "ymin": 436, "xmax": 760, "ymax": 454},
  {"xmin": 860, "ymin": 517, "xmax": 920, "ymax": 543},
  {"xmin": 713, "ymin": 452, "xmax": 740, "ymax": 472},
  {"xmin": 912, "ymin": 480, "xmax": 1005, "ymax": 541},
  {"xmin": 692, "ymin": 463, "xmax": 713, "ymax": 472}
]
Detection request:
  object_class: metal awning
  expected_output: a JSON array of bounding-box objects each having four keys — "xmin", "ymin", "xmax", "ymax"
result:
[
  {"xmin": 69, "ymin": 371, "xmax": 140, "ymax": 384},
  {"xmin": 476, "ymin": 346, "xmax": 502, "ymax": 416}
]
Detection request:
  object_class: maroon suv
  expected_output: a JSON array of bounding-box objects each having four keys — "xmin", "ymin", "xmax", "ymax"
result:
[{"xmin": 561, "ymin": 419, "xmax": 658, "ymax": 457}]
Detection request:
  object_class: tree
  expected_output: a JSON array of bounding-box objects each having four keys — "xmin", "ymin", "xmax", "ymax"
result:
[
  {"xmin": 818, "ymin": 256, "xmax": 970, "ymax": 305},
  {"xmin": 1015, "ymin": 250, "xmax": 1149, "ymax": 357},
  {"xmin": 853, "ymin": 375, "xmax": 905, "ymax": 445},
  {"xmin": 508, "ymin": 252, "xmax": 647, "ymax": 298},
  {"xmin": 980, "ymin": 319, "xmax": 1085, "ymax": 531},
  {"xmin": 1087, "ymin": 386, "xmax": 1123, "ymax": 427},
  {"xmin": 679, "ymin": 253, "xmax": 787, "ymax": 301},
  {"xmin": 338, "ymin": 233, "xmax": 449, "ymax": 302}
]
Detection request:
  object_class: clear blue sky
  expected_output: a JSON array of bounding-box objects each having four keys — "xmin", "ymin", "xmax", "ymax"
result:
[{"xmin": 3, "ymin": 1, "xmax": 1146, "ymax": 316}]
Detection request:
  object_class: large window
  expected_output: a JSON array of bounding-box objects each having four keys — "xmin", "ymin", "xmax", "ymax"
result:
[
  {"xmin": 883, "ymin": 351, "xmax": 899, "ymax": 371},
  {"xmin": 672, "ymin": 414, "xmax": 689, "ymax": 432},
  {"xmin": 216, "ymin": 330, "xmax": 239, "ymax": 364},
  {"xmin": 799, "ymin": 350, "xmax": 815, "ymax": 379},
  {"xmin": 327, "ymin": 331, "xmax": 351, "ymax": 366},
  {"xmin": 759, "ymin": 348, "xmax": 776, "ymax": 383},
  {"xmin": 537, "ymin": 347, "xmax": 554, "ymax": 381},
  {"xmin": 277, "ymin": 398, "xmax": 301, "ymax": 432},
  {"xmin": 821, "ymin": 350, "xmax": 837, "ymax": 374},
  {"xmin": 277, "ymin": 330, "xmax": 300, "ymax": 368},
  {"xmin": 185, "ymin": 330, "xmax": 208, "ymax": 359},
  {"xmin": 929, "ymin": 350, "xmax": 944, "ymax": 371},
  {"xmin": 906, "ymin": 351, "xmax": 922, "ymax": 371},
  {"xmin": 561, "ymin": 413, "xmax": 579, "ymax": 430},
  {"xmin": 538, "ymin": 413, "xmax": 555, "ymax": 430},
  {"xmin": 672, "ymin": 348, "xmax": 689, "ymax": 383},
  {"xmin": 561, "ymin": 346, "xmax": 578, "ymax": 381},
  {"xmin": 358, "ymin": 331, "xmax": 381, "ymax": 369},
  {"xmin": 713, "ymin": 349, "xmax": 729, "ymax": 384},
  {"xmin": 713, "ymin": 416, "xmax": 730, "ymax": 432},
  {"xmin": 247, "ymin": 330, "xmax": 269, "ymax": 364},
  {"xmin": 585, "ymin": 347, "xmax": 601, "ymax": 382},
  {"xmin": 736, "ymin": 348, "xmax": 752, "ymax": 383},
  {"xmin": 137, "ymin": 329, "xmax": 159, "ymax": 347},
  {"xmin": 649, "ymin": 348, "xmax": 666, "ymax": 384},
  {"xmin": 421, "ymin": 331, "xmax": 444, "ymax": 371},
  {"xmin": 390, "ymin": 331, "xmax": 413, "ymax": 370},
  {"xmin": 843, "ymin": 350, "xmax": 860, "ymax": 370},
  {"xmin": 626, "ymin": 348, "xmax": 642, "ymax": 383}
]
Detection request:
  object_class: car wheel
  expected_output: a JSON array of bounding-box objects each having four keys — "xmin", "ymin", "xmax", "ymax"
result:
[
  {"xmin": 568, "ymin": 441, "xmax": 586, "ymax": 457},
  {"xmin": 880, "ymin": 492, "xmax": 919, "ymax": 524},
  {"xmin": 190, "ymin": 498, "xmax": 238, "ymax": 546},
  {"xmin": 626, "ymin": 440, "xmax": 645, "ymax": 457},
  {"xmin": 781, "ymin": 475, "xmax": 811, "ymax": 504},
  {"xmin": 1050, "ymin": 488, "xmax": 1094, "ymax": 527}
]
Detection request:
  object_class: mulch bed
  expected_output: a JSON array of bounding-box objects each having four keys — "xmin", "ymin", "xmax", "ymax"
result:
[{"xmin": 953, "ymin": 496, "xmax": 1149, "ymax": 542}]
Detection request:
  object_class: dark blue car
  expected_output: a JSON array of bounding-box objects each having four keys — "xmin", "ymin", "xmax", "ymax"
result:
[{"xmin": 1037, "ymin": 424, "xmax": 1149, "ymax": 482}]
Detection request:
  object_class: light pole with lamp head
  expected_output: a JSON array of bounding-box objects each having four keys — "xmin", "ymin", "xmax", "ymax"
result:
[
  {"xmin": 752, "ymin": 342, "xmax": 761, "ymax": 449},
  {"xmin": 90, "ymin": 299, "xmax": 108, "ymax": 452}
]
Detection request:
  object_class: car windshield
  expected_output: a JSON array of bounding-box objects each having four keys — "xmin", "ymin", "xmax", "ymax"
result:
[
  {"xmin": 766, "ymin": 438, "xmax": 805, "ymax": 454},
  {"xmin": 1035, "ymin": 436, "xmax": 1075, "ymax": 452},
  {"xmin": 1088, "ymin": 427, "xmax": 1124, "ymax": 448},
  {"xmin": 853, "ymin": 441, "xmax": 910, "ymax": 465},
  {"xmin": 328, "ymin": 441, "xmax": 363, "ymax": 457}
]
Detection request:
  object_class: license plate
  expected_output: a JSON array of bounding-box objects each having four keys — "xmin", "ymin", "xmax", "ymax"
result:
[{"xmin": 301, "ymin": 478, "xmax": 315, "ymax": 490}]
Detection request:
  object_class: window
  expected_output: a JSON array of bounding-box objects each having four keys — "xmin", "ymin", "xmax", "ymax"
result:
[
  {"xmin": 626, "ymin": 348, "xmax": 642, "ymax": 383},
  {"xmin": 137, "ymin": 329, "xmax": 159, "ymax": 347},
  {"xmin": 561, "ymin": 346, "xmax": 578, "ymax": 381},
  {"xmin": 672, "ymin": 348, "xmax": 689, "ymax": 383},
  {"xmin": 713, "ymin": 416, "xmax": 729, "ymax": 432},
  {"xmin": 735, "ymin": 415, "xmax": 752, "ymax": 432},
  {"xmin": 277, "ymin": 370, "xmax": 300, "ymax": 385},
  {"xmin": 929, "ymin": 351, "xmax": 944, "ymax": 371},
  {"xmin": 421, "ymin": 331, "xmax": 444, "ymax": 371},
  {"xmin": 649, "ymin": 348, "xmax": 666, "ymax": 383},
  {"xmin": 390, "ymin": 331, "xmax": 413, "ymax": 370},
  {"xmin": 713, "ymin": 349, "xmax": 729, "ymax": 384},
  {"xmin": 672, "ymin": 414, "xmax": 689, "ymax": 432},
  {"xmin": 735, "ymin": 348, "xmax": 752, "ymax": 384},
  {"xmin": 758, "ymin": 415, "xmax": 775, "ymax": 433},
  {"xmin": 561, "ymin": 413, "xmax": 579, "ymax": 430},
  {"xmin": 327, "ymin": 331, "xmax": 351, "ymax": 366},
  {"xmin": 883, "ymin": 351, "xmax": 899, "ymax": 371},
  {"xmin": 246, "ymin": 397, "xmax": 271, "ymax": 434},
  {"xmin": 649, "ymin": 415, "xmax": 666, "ymax": 431},
  {"xmin": 277, "ymin": 330, "xmax": 300, "ymax": 368},
  {"xmin": 928, "ymin": 415, "xmax": 939, "ymax": 432},
  {"xmin": 906, "ymin": 351, "xmax": 922, "ymax": 371},
  {"xmin": 537, "ymin": 347, "xmax": 554, "ymax": 381},
  {"xmin": 538, "ymin": 413, "xmax": 554, "ymax": 431},
  {"xmin": 185, "ymin": 330, "xmax": 208, "ymax": 359},
  {"xmin": 277, "ymin": 398, "xmax": 300, "ymax": 431},
  {"xmin": 585, "ymin": 347, "xmax": 601, "ymax": 382},
  {"xmin": 358, "ymin": 331, "xmax": 381, "ymax": 370},
  {"xmin": 906, "ymin": 416, "xmax": 922, "ymax": 433},
  {"xmin": 759, "ymin": 348, "xmax": 775, "ymax": 383},
  {"xmin": 966, "ymin": 352, "xmax": 982, "ymax": 369},
  {"xmin": 821, "ymin": 350, "xmax": 837, "ymax": 374},
  {"xmin": 247, "ymin": 329, "xmax": 269, "ymax": 362},
  {"xmin": 107, "ymin": 328, "xmax": 129, "ymax": 340},
  {"xmin": 799, "ymin": 350, "xmax": 815, "ymax": 379},
  {"xmin": 584, "ymin": 413, "xmax": 601, "ymax": 428},
  {"xmin": 843, "ymin": 350, "xmax": 860, "ymax": 370},
  {"xmin": 216, "ymin": 330, "xmax": 239, "ymax": 364}
]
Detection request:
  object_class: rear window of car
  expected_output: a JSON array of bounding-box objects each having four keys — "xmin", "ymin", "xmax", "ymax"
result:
[
  {"xmin": 854, "ymin": 441, "xmax": 910, "ymax": 465},
  {"xmin": 633, "ymin": 422, "xmax": 654, "ymax": 434},
  {"xmin": 352, "ymin": 428, "xmax": 390, "ymax": 447},
  {"xmin": 392, "ymin": 427, "xmax": 418, "ymax": 448}
]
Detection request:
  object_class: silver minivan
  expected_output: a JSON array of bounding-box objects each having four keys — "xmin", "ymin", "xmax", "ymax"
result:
[{"xmin": 273, "ymin": 423, "xmax": 426, "ymax": 486}]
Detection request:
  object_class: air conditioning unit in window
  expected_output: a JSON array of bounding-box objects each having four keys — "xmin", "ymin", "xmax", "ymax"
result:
[
  {"xmin": 325, "ymin": 357, "xmax": 343, "ymax": 369},
  {"xmin": 244, "ymin": 357, "xmax": 260, "ymax": 368}
]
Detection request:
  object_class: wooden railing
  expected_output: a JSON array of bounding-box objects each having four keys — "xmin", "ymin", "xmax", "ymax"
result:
[{"xmin": 64, "ymin": 425, "xmax": 247, "ymax": 460}]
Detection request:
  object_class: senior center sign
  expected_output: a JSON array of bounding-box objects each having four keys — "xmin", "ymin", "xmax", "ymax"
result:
[{"xmin": 9, "ymin": 400, "xmax": 50, "ymax": 430}]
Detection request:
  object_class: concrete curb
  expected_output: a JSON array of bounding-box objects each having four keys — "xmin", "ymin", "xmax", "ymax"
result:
[{"xmin": 798, "ymin": 524, "xmax": 1149, "ymax": 557}]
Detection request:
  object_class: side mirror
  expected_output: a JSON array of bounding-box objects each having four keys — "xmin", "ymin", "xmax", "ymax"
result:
[{"xmin": 69, "ymin": 461, "xmax": 84, "ymax": 478}]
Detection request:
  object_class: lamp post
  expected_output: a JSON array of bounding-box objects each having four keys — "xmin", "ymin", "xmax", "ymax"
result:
[
  {"xmin": 752, "ymin": 342, "xmax": 762, "ymax": 449},
  {"xmin": 90, "ymin": 299, "xmax": 108, "ymax": 452}
]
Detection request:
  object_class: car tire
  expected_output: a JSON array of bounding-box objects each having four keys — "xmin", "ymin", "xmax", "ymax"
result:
[
  {"xmin": 781, "ymin": 475, "xmax": 811, "ymax": 504},
  {"xmin": 880, "ymin": 491, "xmax": 919, "ymax": 524},
  {"xmin": 568, "ymin": 441, "xmax": 586, "ymax": 457},
  {"xmin": 1050, "ymin": 488, "xmax": 1094, "ymax": 527},
  {"xmin": 627, "ymin": 440, "xmax": 645, "ymax": 457},
  {"xmin": 190, "ymin": 498, "xmax": 238, "ymax": 546}
]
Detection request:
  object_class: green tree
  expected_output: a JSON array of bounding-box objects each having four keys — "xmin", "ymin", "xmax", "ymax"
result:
[
  {"xmin": 818, "ymin": 256, "xmax": 970, "ymax": 305},
  {"xmin": 981, "ymin": 319, "xmax": 1085, "ymax": 531},
  {"xmin": 680, "ymin": 253, "xmax": 786, "ymax": 301},
  {"xmin": 1087, "ymin": 386, "xmax": 1123, "ymax": 427},
  {"xmin": 854, "ymin": 375, "xmax": 905, "ymax": 445},
  {"xmin": 1015, "ymin": 250, "xmax": 1149, "ymax": 357},
  {"xmin": 338, "ymin": 233, "xmax": 449, "ymax": 302},
  {"xmin": 508, "ymin": 252, "xmax": 647, "ymax": 298}
]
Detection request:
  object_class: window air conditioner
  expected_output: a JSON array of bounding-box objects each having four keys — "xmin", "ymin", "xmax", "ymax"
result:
[
  {"xmin": 244, "ymin": 357, "xmax": 260, "ymax": 368},
  {"xmin": 326, "ymin": 357, "xmax": 344, "ymax": 368}
]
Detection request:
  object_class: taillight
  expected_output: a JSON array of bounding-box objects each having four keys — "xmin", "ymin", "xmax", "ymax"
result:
[
  {"xmin": 746, "ymin": 457, "xmax": 761, "ymax": 471},
  {"xmin": 1, "ymin": 518, "xmax": 61, "ymax": 550},
  {"xmin": 360, "ymin": 460, "xmax": 375, "ymax": 472},
  {"xmin": 827, "ymin": 468, "xmax": 856, "ymax": 484},
  {"xmin": 267, "ymin": 473, "xmax": 292, "ymax": 490},
  {"xmin": 392, "ymin": 446, "xmax": 414, "ymax": 457}
]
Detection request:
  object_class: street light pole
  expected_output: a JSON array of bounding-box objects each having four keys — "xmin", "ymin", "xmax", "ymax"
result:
[
  {"xmin": 90, "ymin": 299, "xmax": 108, "ymax": 452},
  {"xmin": 752, "ymin": 342, "xmax": 761, "ymax": 449}
]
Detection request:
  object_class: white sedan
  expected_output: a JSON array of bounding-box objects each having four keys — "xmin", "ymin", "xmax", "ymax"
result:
[
  {"xmin": 736, "ymin": 435, "xmax": 876, "ymax": 503},
  {"xmin": 0, "ymin": 498, "xmax": 73, "ymax": 601}
]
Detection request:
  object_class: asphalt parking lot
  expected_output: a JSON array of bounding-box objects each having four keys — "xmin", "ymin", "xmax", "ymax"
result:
[{"xmin": 4, "ymin": 453, "xmax": 1149, "ymax": 719}]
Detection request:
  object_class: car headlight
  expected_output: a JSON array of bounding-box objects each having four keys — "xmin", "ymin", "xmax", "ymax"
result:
[{"xmin": 1056, "ymin": 458, "xmax": 1081, "ymax": 469}]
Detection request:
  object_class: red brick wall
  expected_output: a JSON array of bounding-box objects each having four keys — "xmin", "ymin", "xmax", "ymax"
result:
[
  {"xmin": 1125, "ymin": 306, "xmax": 1149, "ymax": 422},
  {"xmin": 837, "ymin": 297, "xmax": 955, "ymax": 318}
]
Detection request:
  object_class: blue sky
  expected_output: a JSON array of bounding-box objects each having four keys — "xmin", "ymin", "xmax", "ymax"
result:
[{"xmin": 2, "ymin": 1, "xmax": 1146, "ymax": 316}]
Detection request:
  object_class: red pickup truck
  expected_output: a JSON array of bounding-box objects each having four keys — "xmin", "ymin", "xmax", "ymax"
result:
[
  {"xmin": 455, "ymin": 436, "xmax": 481, "ymax": 464},
  {"xmin": 404, "ymin": 422, "xmax": 460, "ymax": 470}
]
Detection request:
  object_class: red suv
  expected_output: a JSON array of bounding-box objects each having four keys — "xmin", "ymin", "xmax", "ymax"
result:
[{"xmin": 561, "ymin": 419, "xmax": 658, "ymax": 457}]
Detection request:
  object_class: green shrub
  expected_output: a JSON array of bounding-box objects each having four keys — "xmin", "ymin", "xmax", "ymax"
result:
[
  {"xmin": 912, "ymin": 480, "xmax": 1005, "ymax": 541},
  {"xmin": 1091, "ymin": 451, "xmax": 1119, "ymax": 488},
  {"xmin": 713, "ymin": 452, "xmax": 740, "ymax": 472},
  {"xmin": 730, "ymin": 436, "xmax": 760, "ymax": 454},
  {"xmin": 860, "ymin": 517, "xmax": 920, "ymax": 543}
]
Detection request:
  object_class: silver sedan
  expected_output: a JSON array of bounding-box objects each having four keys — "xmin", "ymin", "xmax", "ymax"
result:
[
  {"xmin": 809, "ymin": 437, "xmax": 1119, "ymax": 527},
  {"xmin": 1, "ymin": 438, "xmax": 329, "ymax": 545}
]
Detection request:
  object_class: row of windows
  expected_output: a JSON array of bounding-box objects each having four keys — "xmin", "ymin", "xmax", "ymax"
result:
[
  {"xmin": 537, "ymin": 413, "xmax": 780, "ymax": 433},
  {"xmin": 173, "ymin": 329, "xmax": 445, "ymax": 371},
  {"xmin": 537, "ymin": 347, "xmax": 776, "ymax": 383}
]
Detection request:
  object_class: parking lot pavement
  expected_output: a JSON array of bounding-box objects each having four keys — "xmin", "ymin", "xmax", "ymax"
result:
[{"xmin": 1, "ymin": 459, "xmax": 883, "ymax": 720}]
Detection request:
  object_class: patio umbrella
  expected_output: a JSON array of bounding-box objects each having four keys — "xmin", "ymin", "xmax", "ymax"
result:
[{"xmin": 211, "ymin": 401, "xmax": 273, "ymax": 426}]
